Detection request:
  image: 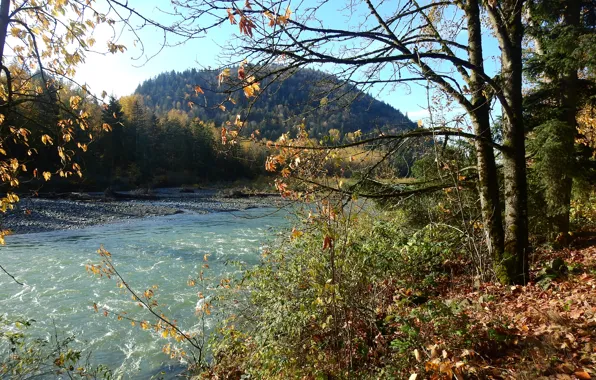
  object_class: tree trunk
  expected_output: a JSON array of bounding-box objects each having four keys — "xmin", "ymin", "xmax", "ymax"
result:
[
  {"xmin": 0, "ymin": 0, "xmax": 10, "ymax": 66},
  {"xmin": 465, "ymin": 0, "xmax": 505, "ymax": 272},
  {"xmin": 552, "ymin": 0, "xmax": 580, "ymax": 237},
  {"xmin": 497, "ymin": 2, "xmax": 529, "ymax": 284}
]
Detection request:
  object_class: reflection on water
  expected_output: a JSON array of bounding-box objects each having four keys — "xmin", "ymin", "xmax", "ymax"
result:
[{"xmin": 0, "ymin": 208, "xmax": 289, "ymax": 379}]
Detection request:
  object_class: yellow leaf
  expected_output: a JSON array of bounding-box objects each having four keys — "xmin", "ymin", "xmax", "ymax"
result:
[
  {"xmin": 413, "ymin": 349, "xmax": 421, "ymax": 362},
  {"xmin": 43, "ymin": 172, "xmax": 52, "ymax": 181},
  {"xmin": 41, "ymin": 135, "xmax": 53, "ymax": 146},
  {"xmin": 291, "ymin": 228, "xmax": 303, "ymax": 239},
  {"xmin": 218, "ymin": 68, "xmax": 231, "ymax": 86}
]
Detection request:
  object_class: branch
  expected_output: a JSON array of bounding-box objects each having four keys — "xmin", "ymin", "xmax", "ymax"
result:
[
  {"xmin": 273, "ymin": 127, "xmax": 507, "ymax": 152},
  {"xmin": 0, "ymin": 263, "xmax": 24, "ymax": 285},
  {"xmin": 293, "ymin": 175, "xmax": 469, "ymax": 199}
]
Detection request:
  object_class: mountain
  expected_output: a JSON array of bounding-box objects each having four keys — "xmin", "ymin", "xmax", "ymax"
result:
[{"xmin": 135, "ymin": 67, "xmax": 415, "ymax": 140}]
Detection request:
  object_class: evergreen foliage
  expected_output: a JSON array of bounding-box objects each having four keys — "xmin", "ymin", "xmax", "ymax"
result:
[
  {"xmin": 525, "ymin": 0, "xmax": 596, "ymax": 237},
  {"xmin": 135, "ymin": 67, "xmax": 415, "ymax": 141}
]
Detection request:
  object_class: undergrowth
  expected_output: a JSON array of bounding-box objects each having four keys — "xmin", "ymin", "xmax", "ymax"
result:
[{"xmin": 198, "ymin": 204, "xmax": 596, "ymax": 379}]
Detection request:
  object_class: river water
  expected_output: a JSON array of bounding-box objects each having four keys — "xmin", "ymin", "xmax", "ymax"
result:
[{"xmin": 0, "ymin": 208, "xmax": 289, "ymax": 378}]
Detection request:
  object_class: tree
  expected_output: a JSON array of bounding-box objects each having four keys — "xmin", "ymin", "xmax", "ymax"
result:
[
  {"xmin": 177, "ymin": 0, "xmax": 534, "ymax": 283},
  {"xmin": 525, "ymin": 0, "xmax": 596, "ymax": 238},
  {"xmin": 100, "ymin": 96, "xmax": 125, "ymax": 177},
  {"xmin": 0, "ymin": 0, "xmax": 203, "ymax": 282}
]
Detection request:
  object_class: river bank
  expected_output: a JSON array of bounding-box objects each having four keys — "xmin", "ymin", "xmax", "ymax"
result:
[{"xmin": 1, "ymin": 188, "xmax": 286, "ymax": 234}]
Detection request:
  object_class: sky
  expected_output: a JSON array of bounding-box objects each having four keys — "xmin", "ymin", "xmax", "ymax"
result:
[{"xmin": 73, "ymin": 0, "xmax": 501, "ymax": 122}]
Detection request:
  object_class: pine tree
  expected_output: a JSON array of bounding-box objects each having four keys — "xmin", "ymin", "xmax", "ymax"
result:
[{"xmin": 525, "ymin": 0, "xmax": 596, "ymax": 238}]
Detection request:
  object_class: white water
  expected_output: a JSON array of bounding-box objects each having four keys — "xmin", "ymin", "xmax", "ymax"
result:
[{"xmin": 0, "ymin": 208, "xmax": 289, "ymax": 379}]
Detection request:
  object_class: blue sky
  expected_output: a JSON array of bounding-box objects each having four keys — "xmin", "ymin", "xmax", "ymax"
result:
[{"xmin": 74, "ymin": 0, "xmax": 501, "ymax": 122}]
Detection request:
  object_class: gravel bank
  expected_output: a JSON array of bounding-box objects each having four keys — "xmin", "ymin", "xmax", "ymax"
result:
[{"xmin": 1, "ymin": 189, "xmax": 285, "ymax": 234}]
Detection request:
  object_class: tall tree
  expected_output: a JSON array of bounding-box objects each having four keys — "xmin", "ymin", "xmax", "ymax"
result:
[
  {"xmin": 482, "ymin": 0, "xmax": 529, "ymax": 283},
  {"xmin": 525, "ymin": 0, "xmax": 596, "ymax": 238},
  {"xmin": 101, "ymin": 96, "xmax": 125, "ymax": 176},
  {"xmin": 177, "ymin": 0, "xmax": 532, "ymax": 283}
]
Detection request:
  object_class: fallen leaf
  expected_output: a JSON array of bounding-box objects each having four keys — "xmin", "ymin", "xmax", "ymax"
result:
[{"xmin": 574, "ymin": 371, "xmax": 591, "ymax": 380}]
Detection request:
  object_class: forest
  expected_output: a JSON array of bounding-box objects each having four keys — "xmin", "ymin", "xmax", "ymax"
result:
[
  {"xmin": 0, "ymin": 68, "xmax": 414, "ymax": 192},
  {"xmin": 1, "ymin": 0, "xmax": 596, "ymax": 379}
]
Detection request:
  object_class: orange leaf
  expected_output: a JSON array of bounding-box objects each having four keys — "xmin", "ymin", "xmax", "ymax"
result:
[
  {"xmin": 194, "ymin": 85, "xmax": 204, "ymax": 95},
  {"xmin": 574, "ymin": 372, "xmax": 591, "ymax": 380},
  {"xmin": 227, "ymin": 8, "xmax": 237, "ymax": 24},
  {"xmin": 239, "ymin": 14, "xmax": 255, "ymax": 37}
]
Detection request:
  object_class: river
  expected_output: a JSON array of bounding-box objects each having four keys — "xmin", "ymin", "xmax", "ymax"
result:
[{"xmin": 0, "ymin": 207, "xmax": 289, "ymax": 379}]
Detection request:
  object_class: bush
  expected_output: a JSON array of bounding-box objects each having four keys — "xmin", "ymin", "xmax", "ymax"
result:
[
  {"xmin": 203, "ymin": 208, "xmax": 469, "ymax": 379},
  {"xmin": 0, "ymin": 317, "xmax": 112, "ymax": 379}
]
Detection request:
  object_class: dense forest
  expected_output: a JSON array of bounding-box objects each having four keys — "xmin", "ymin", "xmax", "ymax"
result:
[
  {"xmin": 0, "ymin": 68, "xmax": 414, "ymax": 192},
  {"xmin": 135, "ymin": 67, "xmax": 415, "ymax": 141}
]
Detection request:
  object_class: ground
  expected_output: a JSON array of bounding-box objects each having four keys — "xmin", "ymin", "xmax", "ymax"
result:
[
  {"xmin": 1, "ymin": 188, "xmax": 285, "ymax": 234},
  {"xmin": 401, "ymin": 239, "xmax": 596, "ymax": 379}
]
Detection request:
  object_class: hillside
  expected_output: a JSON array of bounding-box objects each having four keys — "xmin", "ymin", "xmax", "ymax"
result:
[{"xmin": 135, "ymin": 67, "xmax": 415, "ymax": 140}]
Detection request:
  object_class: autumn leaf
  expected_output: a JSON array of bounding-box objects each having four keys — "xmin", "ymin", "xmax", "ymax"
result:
[
  {"xmin": 194, "ymin": 85, "xmax": 204, "ymax": 95},
  {"xmin": 234, "ymin": 114, "xmax": 244, "ymax": 127},
  {"xmin": 227, "ymin": 8, "xmax": 237, "ymax": 24},
  {"xmin": 0, "ymin": 230, "xmax": 10, "ymax": 245},
  {"xmin": 238, "ymin": 14, "xmax": 255, "ymax": 37},
  {"xmin": 42, "ymin": 172, "xmax": 52, "ymax": 181},
  {"xmin": 41, "ymin": 134, "xmax": 53, "ymax": 145},
  {"xmin": 218, "ymin": 68, "xmax": 231, "ymax": 87},
  {"xmin": 322, "ymin": 235, "xmax": 334, "ymax": 250},
  {"xmin": 243, "ymin": 80, "xmax": 260, "ymax": 98},
  {"xmin": 291, "ymin": 228, "xmax": 303, "ymax": 239},
  {"xmin": 221, "ymin": 127, "xmax": 228, "ymax": 145},
  {"xmin": 574, "ymin": 372, "xmax": 591, "ymax": 380},
  {"xmin": 413, "ymin": 349, "xmax": 421, "ymax": 362}
]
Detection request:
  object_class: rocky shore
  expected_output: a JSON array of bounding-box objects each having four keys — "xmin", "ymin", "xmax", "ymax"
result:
[{"xmin": 1, "ymin": 188, "xmax": 285, "ymax": 234}]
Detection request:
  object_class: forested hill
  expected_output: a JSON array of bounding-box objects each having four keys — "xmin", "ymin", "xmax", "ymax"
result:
[{"xmin": 135, "ymin": 67, "xmax": 415, "ymax": 140}]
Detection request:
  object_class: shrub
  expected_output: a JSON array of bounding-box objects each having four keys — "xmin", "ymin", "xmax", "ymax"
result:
[
  {"xmin": 204, "ymin": 208, "xmax": 468, "ymax": 379},
  {"xmin": 0, "ymin": 317, "xmax": 112, "ymax": 379}
]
